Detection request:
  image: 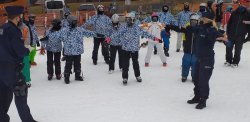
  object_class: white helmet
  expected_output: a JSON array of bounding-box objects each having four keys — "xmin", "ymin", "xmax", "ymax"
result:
[
  {"xmin": 126, "ymin": 12, "xmax": 136, "ymax": 19},
  {"xmin": 111, "ymin": 14, "xmax": 119, "ymax": 23},
  {"xmin": 200, "ymin": 3, "xmax": 207, "ymax": 7},
  {"xmin": 190, "ymin": 14, "xmax": 201, "ymax": 21}
]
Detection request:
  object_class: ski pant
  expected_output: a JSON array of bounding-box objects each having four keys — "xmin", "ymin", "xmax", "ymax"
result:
[
  {"xmin": 47, "ymin": 51, "xmax": 61, "ymax": 76},
  {"xmin": 64, "ymin": 55, "xmax": 81, "ymax": 77},
  {"xmin": 145, "ymin": 42, "xmax": 166, "ymax": 63},
  {"xmin": 226, "ymin": 37, "xmax": 244, "ymax": 65},
  {"xmin": 182, "ymin": 53, "xmax": 197, "ymax": 79},
  {"xmin": 176, "ymin": 32, "xmax": 183, "ymax": 50},
  {"xmin": 193, "ymin": 57, "xmax": 214, "ymax": 100},
  {"xmin": 122, "ymin": 50, "xmax": 140, "ymax": 79},
  {"xmin": 23, "ymin": 55, "xmax": 31, "ymax": 82},
  {"xmin": 109, "ymin": 45, "xmax": 122, "ymax": 70},
  {"xmin": 0, "ymin": 79, "xmax": 34, "ymax": 122},
  {"xmin": 29, "ymin": 46, "xmax": 36, "ymax": 63},
  {"xmin": 92, "ymin": 37, "xmax": 110, "ymax": 62}
]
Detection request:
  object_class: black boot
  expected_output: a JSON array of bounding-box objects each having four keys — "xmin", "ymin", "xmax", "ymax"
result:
[
  {"xmin": 123, "ymin": 79, "xmax": 128, "ymax": 85},
  {"xmin": 93, "ymin": 60, "xmax": 97, "ymax": 65},
  {"xmin": 164, "ymin": 47, "xmax": 169, "ymax": 57},
  {"xmin": 75, "ymin": 72, "xmax": 84, "ymax": 81},
  {"xmin": 64, "ymin": 74, "xmax": 70, "ymax": 84},
  {"xmin": 196, "ymin": 98, "xmax": 207, "ymax": 109},
  {"xmin": 48, "ymin": 74, "xmax": 53, "ymax": 81},
  {"xmin": 56, "ymin": 74, "xmax": 61, "ymax": 80},
  {"xmin": 187, "ymin": 96, "xmax": 200, "ymax": 104}
]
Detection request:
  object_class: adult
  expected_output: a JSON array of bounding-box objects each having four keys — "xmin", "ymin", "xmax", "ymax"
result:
[{"xmin": 0, "ymin": 6, "xmax": 37, "ymax": 122}]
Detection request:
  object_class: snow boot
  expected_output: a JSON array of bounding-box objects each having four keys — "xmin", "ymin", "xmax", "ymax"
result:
[
  {"xmin": 182, "ymin": 77, "xmax": 187, "ymax": 82},
  {"xmin": 136, "ymin": 76, "xmax": 142, "ymax": 82},
  {"xmin": 123, "ymin": 79, "xmax": 128, "ymax": 85},
  {"xmin": 75, "ymin": 72, "xmax": 84, "ymax": 81},
  {"xmin": 93, "ymin": 60, "xmax": 97, "ymax": 65},
  {"xmin": 187, "ymin": 96, "xmax": 200, "ymax": 104},
  {"xmin": 56, "ymin": 74, "xmax": 61, "ymax": 80},
  {"xmin": 48, "ymin": 74, "xmax": 53, "ymax": 81},
  {"xmin": 64, "ymin": 74, "xmax": 70, "ymax": 84},
  {"xmin": 195, "ymin": 98, "xmax": 207, "ymax": 109}
]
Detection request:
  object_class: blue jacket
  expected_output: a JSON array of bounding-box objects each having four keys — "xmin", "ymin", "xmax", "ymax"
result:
[
  {"xmin": 177, "ymin": 11, "xmax": 192, "ymax": 27},
  {"xmin": 83, "ymin": 14, "xmax": 112, "ymax": 37},
  {"xmin": 142, "ymin": 12, "xmax": 177, "ymax": 26},
  {"xmin": 58, "ymin": 27, "xmax": 96, "ymax": 55},
  {"xmin": 41, "ymin": 29, "xmax": 63, "ymax": 52},
  {"xmin": 116, "ymin": 24, "xmax": 155, "ymax": 52},
  {"xmin": 29, "ymin": 24, "xmax": 39, "ymax": 47},
  {"xmin": 107, "ymin": 24, "xmax": 124, "ymax": 46}
]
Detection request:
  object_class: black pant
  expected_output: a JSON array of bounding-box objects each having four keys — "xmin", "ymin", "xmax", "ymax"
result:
[
  {"xmin": 64, "ymin": 55, "xmax": 81, "ymax": 77},
  {"xmin": 109, "ymin": 45, "xmax": 122, "ymax": 70},
  {"xmin": 193, "ymin": 57, "xmax": 214, "ymax": 99},
  {"xmin": 226, "ymin": 38, "xmax": 244, "ymax": 64},
  {"xmin": 47, "ymin": 51, "xmax": 61, "ymax": 75},
  {"xmin": 122, "ymin": 50, "xmax": 140, "ymax": 79},
  {"xmin": 92, "ymin": 37, "xmax": 110, "ymax": 62},
  {"xmin": 0, "ymin": 82, "xmax": 34, "ymax": 122}
]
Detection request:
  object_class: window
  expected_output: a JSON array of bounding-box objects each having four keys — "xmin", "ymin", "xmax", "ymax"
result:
[
  {"xmin": 79, "ymin": 5, "xmax": 95, "ymax": 11},
  {"xmin": 46, "ymin": 1, "xmax": 64, "ymax": 10},
  {"xmin": 0, "ymin": 0, "xmax": 17, "ymax": 4}
]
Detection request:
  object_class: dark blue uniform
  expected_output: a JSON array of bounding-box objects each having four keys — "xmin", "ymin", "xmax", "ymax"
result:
[
  {"xmin": 0, "ymin": 20, "xmax": 35, "ymax": 122},
  {"xmin": 192, "ymin": 23, "xmax": 230, "ymax": 100}
]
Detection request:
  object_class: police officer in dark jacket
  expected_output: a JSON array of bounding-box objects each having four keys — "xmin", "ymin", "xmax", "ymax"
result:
[
  {"xmin": 0, "ymin": 6, "xmax": 37, "ymax": 122},
  {"xmin": 225, "ymin": 5, "xmax": 249, "ymax": 67}
]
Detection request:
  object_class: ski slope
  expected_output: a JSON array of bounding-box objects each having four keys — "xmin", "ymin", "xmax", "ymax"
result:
[{"xmin": 8, "ymin": 32, "xmax": 250, "ymax": 122}]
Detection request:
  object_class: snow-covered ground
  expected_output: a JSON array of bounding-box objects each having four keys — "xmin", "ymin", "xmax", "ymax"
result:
[{"xmin": 9, "ymin": 32, "xmax": 250, "ymax": 122}]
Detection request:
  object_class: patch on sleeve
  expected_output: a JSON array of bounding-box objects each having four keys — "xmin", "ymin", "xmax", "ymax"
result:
[{"xmin": 0, "ymin": 28, "xmax": 3, "ymax": 35}]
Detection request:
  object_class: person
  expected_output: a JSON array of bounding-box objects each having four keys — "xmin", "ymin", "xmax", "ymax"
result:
[
  {"xmin": 82, "ymin": 5, "xmax": 112, "ymax": 65},
  {"xmin": 28, "ymin": 14, "xmax": 40, "ymax": 66},
  {"xmin": 243, "ymin": 7, "xmax": 250, "ymax": 42},
  {"xmin": 197, "ymin": 3, "xmax": 207, "ymax": 17},
  {"xmin": 19, "ymin": 20, "xmax": 34, "ymax": 87},
  {"xmin": 144, "ymin": 13, "xmax": 167, "ymax": 67},
  {"xmin": 176, "ymin": 2, "xmax": 192, "ymax": 52},
  {"xmin": 185, "ymin": 14, "xmax": 230, "ymax": 109},
  {"xmin": 215, "ymin": 0, "xmax": 224, "ymax": 28},
  {"xmin": 161, "ymin": 25, "xmax": 171, "ymax": 57},
  {"xmin": 206, "ymin": 0, "xmax": 215, "ymax": 20},
  {"xmin": 222, "ymin": 5, "xmax": 233, "ymax": 31},
  {"xmin": 40, "ymin": 19, "xmax": 63, "ymax": 80},
  {"xmin": 225, "ymin": 5, "xmax": 249, "ymax": 67},
  {"xmin": 58, "ymin": 15, "xmax": 97, "ymax": 84},
  {"xmin": 60, "ymin": 11, "xmax": 71, "ymax": 61},
  {"xmin": 113, "ymin": 12, "xmax": 161, "ymax": 85},
  {"xmin": 0, "ymin": 6, "xmax": 37, "ymax": 122},
  {"xmin": 167, "ymin": 14, "xmax": 201, "ymax": 83},
  {"xmin": 106, "ymin": 14, "xmax": 123, "ymax": 74}
]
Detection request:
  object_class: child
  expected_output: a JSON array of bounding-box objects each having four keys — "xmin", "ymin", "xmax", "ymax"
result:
[
  {"xmin": 106, "ymin": 14, "xmax": 123, "ymax": 74},
  {"xmin": 144, "ymin": 13, "xmax": 167, "ymax": 67},
  {"xmin": 57, "ymin": 16, "xmax": 96, "ymax": 84},
  {"xmin": 40, "ymin": 19, "xmax": 63, "ymax": 80},
  {"xmin": 113, "ymin": 12, "xmax": 161, "ymax": 85},
  {"xmin": 161, "ymin": 26, "xmax": 171, "ymax": 57}
]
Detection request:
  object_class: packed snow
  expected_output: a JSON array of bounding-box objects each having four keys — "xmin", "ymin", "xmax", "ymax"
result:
[{"xmin": 8, "ymin": 32, "xmax": 250, "ymax": 122}]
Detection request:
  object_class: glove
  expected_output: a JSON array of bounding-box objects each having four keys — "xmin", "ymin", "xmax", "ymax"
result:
[
  {"xmin": 40, "ymin": 48, "xmax": 46, "ymax": 55},
  {"xmin": 14, "ymin": 63, "xmax": 27, "ymax": 97},
  {"xmin": 25, "ymin": 45, "xmax": 34, "ymax": 52},
  {"xmin": 154, "ymin": 37, "xmax": 162, "ymax": 43},
  {"xmin": 37, "ymin": 41, "xmax": 40, "ymax": 47},
  {"xmin": 105, "ymin": 37, "xmax": 111, "ymax": 44},
  {"xmin": 40, "ymin": 36, "xmax": 49, "ymax": 42},
  {"xmin": 26, "ymin": 82, "xmax": 31, "ymax": 88}
]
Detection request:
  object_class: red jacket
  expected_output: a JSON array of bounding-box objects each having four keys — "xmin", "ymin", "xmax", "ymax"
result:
[{"xmin": 222, "ymin": 12, "xmax": 231, "ymax": 27}]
